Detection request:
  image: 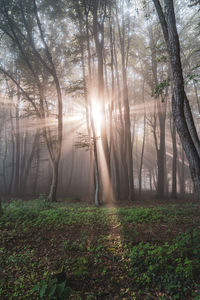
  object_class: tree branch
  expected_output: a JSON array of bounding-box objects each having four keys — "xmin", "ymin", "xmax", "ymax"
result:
[
  {"xmin": 0, "ymin": 66, "xmax": 40, "ymax": 116},
  {"xmin": 152, "ymin": 0, "xmax": 169, "ymax": 48}
]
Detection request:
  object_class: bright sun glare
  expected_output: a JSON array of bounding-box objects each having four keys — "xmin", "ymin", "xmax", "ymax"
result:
[{"xmin": 91, "ymin": 101, "xmax": 103, "ymax": 135}]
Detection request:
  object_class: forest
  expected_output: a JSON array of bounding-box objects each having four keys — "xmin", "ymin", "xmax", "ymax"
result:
[{"xmin": 1, "ymin": 0, "xmax": 200, "ymax": 299}]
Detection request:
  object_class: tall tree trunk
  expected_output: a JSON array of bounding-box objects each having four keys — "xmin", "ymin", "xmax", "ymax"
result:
[
  {"xmin": 47, "ymin": 158, "xmax": 59, "ymax": 202},
  {"xmin": 33, "ymin": 135, "xmax": 40, "ymax": 195},
  {"xmin": 82, "ymin": 1, "xmax": 101, "ymax": 205},
  {"xmin": 113, "ymin": 26, "xmax": 129, "ymax": 199},
  {"xmin": 123, "ymin": 73, "xmax": 134, "ymax": 201},
  {"xmin": 92, "ymin": 0, "xmax": 111, "ymax": 202},
  {"xmin": 93, "ymin": 132, "xmax": 100, "ymax": 206},
  {"xmin": 43, "ymin": 83, "xmax": 62, "ymax": 203},
  {"xmin": 153, "ymin": 0, "xmax": 200, "ymax": 197},
  {"xmin": 108, "ymin": 14, "xmax": 120, "ymax": 200},
  {"xmin": 77, "ymin": 2, "xmax": 94, "ymax": 199},
  {"xmin": 8, "ymin": 109, "xmax": 15, "ymax": 194},
  {"xmin": 117, "ymin": 0, "xmax": 134, "ymax": 201},
  {"xmin": 180, "ymin": 146, "xmax": 185, "ymax": 195},
  {"xmin": 139, "ymin": 117, "xmax": 146, "ymax": 196},
  {"xmin": 0, "ymin": 198, "xmax": 3, "ymax": 216},
  {"xmin": 171, "ymin": 114, "xmax": 177, "ymax": 198},
  {"xmin": 13, "ymin": 90, "xmax": 20, "ymax": 196},
  {"xmin": 19, "ymin": 130, "xmax": 28, "ymax": 194},
  {"xmin": 139, "ymin": 81, "xmax": 146, "ymax": 196},
  {"xmin": 2, "ymin": 127, "xmax": 8, "ymax": 194},
  {"xmin": 149, "ymin": 25, "xmax": 167, "ymax": 198},
  {"xmin": 149, "ymin": 169, "xmax": 153, "ymax": 191},
  {"xmin": 21, "ymin": 130, "xmax": 39, "ymax": 194},
  {"xmin": 157, "ymin": 106, "xmax": 166, "ymax": 198}
]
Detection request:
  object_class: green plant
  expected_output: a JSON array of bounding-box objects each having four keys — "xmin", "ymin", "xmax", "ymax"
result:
[
  {"xmin": 31, "ymin": 278, "xmax": 72, "ymax": 299},
  {"xmin": 7, "ymin": 249, "xmax": 33, "ymax": 265},
  {"xmin": 69, "ymin": 233, "xmax": 88, "ymax": 251},
  {"xmin": 61, "ymin": 240, "xmax": 69, "ymax": 252},
  {"xmin": 73, "ymin": 257, "xmax": 88, "ymax": 277},
  {"xmin": 117, "ymin": 207, "xmax": 164, "ymax": 225},
  {"xmin": 38, "ymin": 194, "xmax": 47, "ymax": 202},
  {"xmin": 85, "ymin": 292, "xmax": 96, "ymax": 300},
  {"xmin": 130, "ymin": 230, "xmax": 200, "ymax": 297}
]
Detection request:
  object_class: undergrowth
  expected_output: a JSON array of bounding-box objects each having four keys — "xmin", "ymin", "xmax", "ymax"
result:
[
  {"xmin": 1, "ymin": 198, "xmax": 200, "ymax": 299},
  {"xmin": 130, "ymin": 230, "xmax": 200, "ymax": 298}
]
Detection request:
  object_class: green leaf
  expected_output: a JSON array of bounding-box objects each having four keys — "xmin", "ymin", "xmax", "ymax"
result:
[
  {"xmin": 63, "ymin": 286, "xmax": 72, "ymax": 297},
  {"xmin": 30, "ymin": 284, "xmax": 40, "ymax": 294},
  {"xmin": 48, "ymin": 284, "xmax": 57, "ymax": 298},
  {"xmin": 40, "ymin": 284, "xmax": 47, "ymax": 298},
  {"xmin": 57, "ymin": 281, "xmax": 66, "ymax": 297},
  {"xmin": 50, "ymin": 278, "xmax": 58, "ymax": 285}
]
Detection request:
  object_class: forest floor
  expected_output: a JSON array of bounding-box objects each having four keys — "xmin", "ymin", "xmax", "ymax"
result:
[{"xmin": 1, "ymin": 197, "xmax": 200, "ymax": 299}]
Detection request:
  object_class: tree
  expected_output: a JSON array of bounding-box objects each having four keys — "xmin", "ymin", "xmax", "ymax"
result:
[
  {"xmin": 0, "ymin": 0, "xmax": 63, "ymax": 201},
  {"xmin": 153, "ymin": 0, "xmax": 200, "ymax": 197},
  {"xmin": 147, "ymin": 24, "xmax": 169, "ymax": 198},
  {"xmin": 170, "ymin": 105, "xmax": 177, "ymax": 198},
  {"xmin": 115, "ymin": 0, "xmax": 135, "ymax": 201}
]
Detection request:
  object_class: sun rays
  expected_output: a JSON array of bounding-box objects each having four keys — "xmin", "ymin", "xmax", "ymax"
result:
[{"xmin": 91, "ymin": 100, "xmax": 103, "ymax": 136}]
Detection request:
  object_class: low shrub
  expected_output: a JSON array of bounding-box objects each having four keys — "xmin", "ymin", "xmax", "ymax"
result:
[
  {"xmin": 31, "ymin": 278, "xmax": 72, "ymax": 299},
  {"xmin": 130, "ymin": 229, "xmax": 200, "ymax": 298},
  {"xmin": 118, "ymin": 207, "xmax": 164, "ymax": 224}
]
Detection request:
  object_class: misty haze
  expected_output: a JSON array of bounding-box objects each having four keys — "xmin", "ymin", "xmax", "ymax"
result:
[{"xmin": 1, "ymin": 0, "xmax": 200, "ymax": 299}]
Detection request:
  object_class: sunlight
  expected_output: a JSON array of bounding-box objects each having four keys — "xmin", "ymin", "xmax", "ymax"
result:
[
  {"xmin": 91, "ymin": 100, "xmax": 103, "ymax": 136},
  {"xmin": 136, "ymin": 125, "xmax": 144, "ymax": 140},
  {"xmin": 98, "ymin": 138, "xmax": 115, "ymax": 203},
  {"xmin": 67, "ymin": 113, "xmax": 84, "ymax": 122},
  {"xmin": 90, "ymin": 94, "xmax": 115, "ymax": 204}
]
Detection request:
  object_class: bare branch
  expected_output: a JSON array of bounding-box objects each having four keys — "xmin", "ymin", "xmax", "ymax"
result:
[{"xmin": 0, "ymin": 65, "xmax": 40, "ymax": 116}]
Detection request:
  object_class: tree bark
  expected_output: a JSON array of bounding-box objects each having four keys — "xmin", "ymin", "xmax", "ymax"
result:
[
  {"xmin": 47, "ymin": 159, "xmax": 59, "ymax": 202},
  {"xmin": 153, "ymin": 0, "xmax": 200, "ymax": 197},
  {"xmin": 171, "ymin": 112, "xmax": 177, "ymax": 198},
  {"xmin": 0, "ymin": 0, "xmax": 63, "ymax": 202},
  {"xmin": 0, "ymin": 198, "xmax": 3, "ymax": 216},
  {"xmin": 113, "ymin": 24, "xmax": 129, "ymax": 199},
  {"xmin": 92, "ymin": 0, "xmax": 111, "ymax": 202},
  {"xmin": 21, "ymin": 130, "xmax": 39, "ymax": 194},
  {"xmin": 179, "ymin": 145, "xmax": 185, "ymax": 195},
  {"xmin": 139, "ymin": 81, "xmax": 146, "ymax": 196},
  {"xmin": 8, "ymin": 108, "xmax": 15, "ymax": 194},
  {"xmin": 13, "ymin": 89, "xmax": 20, "ymax": 196},
  {"xmin": 2, "ymin": 127, "xmax": 8, "ymax": 194},
  {"xmin": 117, "ymin": 0, "xmax": 134, "ymax": 201},
  {"xmin": 33, "ymin": 134, "xmax": 40, "ymax": 195}
]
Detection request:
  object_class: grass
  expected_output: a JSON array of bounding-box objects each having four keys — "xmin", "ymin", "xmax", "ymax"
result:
[{"xmin": 1, "ymin": 198, "xmax": 200, "ymax": 299}]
